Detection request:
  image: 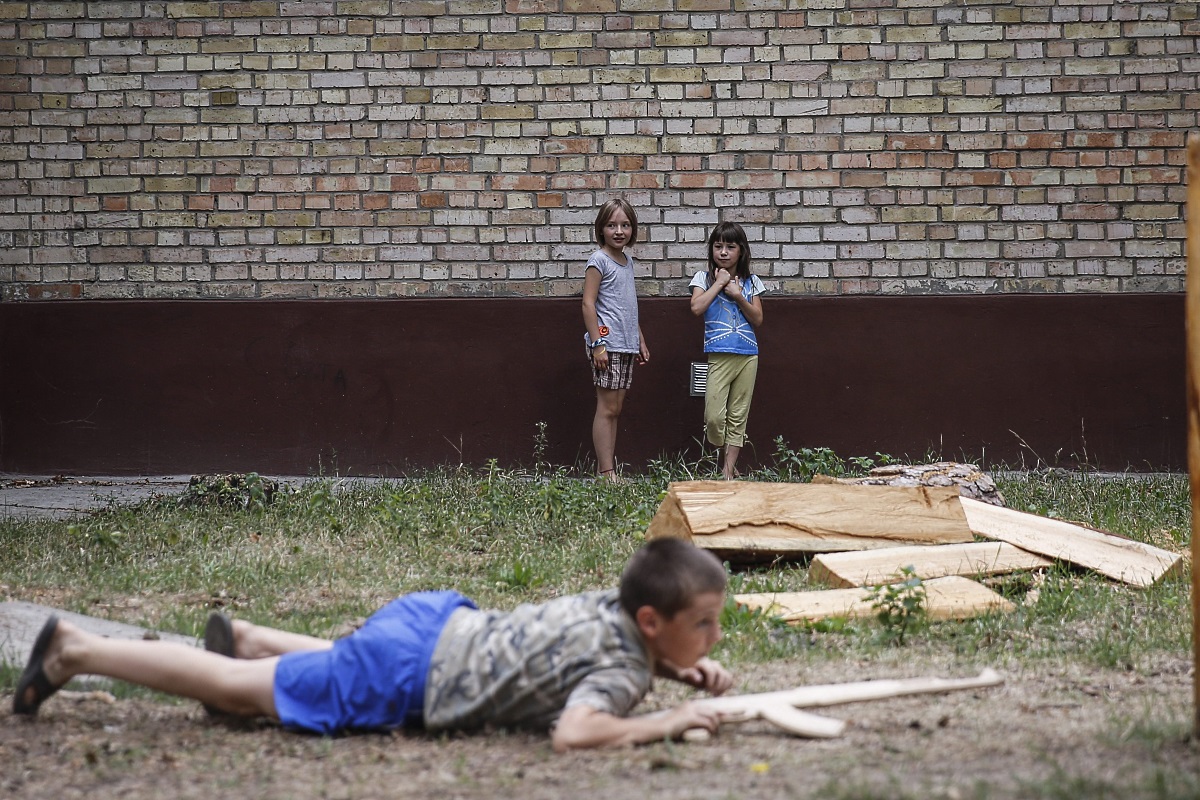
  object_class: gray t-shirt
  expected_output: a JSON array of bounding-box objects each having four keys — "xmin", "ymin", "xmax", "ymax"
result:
[
  {"xmin": 584, "ymin": 250, "xmax": 641, "ymax": 354},
  {"xmin": 422, "ymin": 589, "xmax": 652, "ymax": 732}
]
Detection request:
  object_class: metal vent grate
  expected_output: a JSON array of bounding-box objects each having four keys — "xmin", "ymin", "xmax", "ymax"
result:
[{"xmin": 689, "ymin": 362, "xmax": 708, "ymax": 396}]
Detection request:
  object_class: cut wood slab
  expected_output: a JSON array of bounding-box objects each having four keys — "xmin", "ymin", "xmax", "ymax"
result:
[
  {"xmin": 960, "ymin": 496, "xmax": 1184, "ymax": 588},
  {"xmin": 809, "ymin": 541, "xmax": 1053, "ymax": 588},
  {"xmin": 645, "ymin": 481, "xmax": 975, "ymax": 555},
  {"xmin": 735, "ymin": 575, "xmax": 1014, "ymax": 623}
]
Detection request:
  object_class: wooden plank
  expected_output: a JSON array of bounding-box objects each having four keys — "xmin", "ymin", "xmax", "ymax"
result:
[
  {"xmin": 735, "ymin": 575, "xmax": 1014, "ymax": 623},
  {"xmin": 960, "ymin": 496, "xmax": 1183, "ymax": 588},
  {"xmin": 809, "ymin": 541, "xmax": 1053, "ymax": 588},
  {"xmin": 1186, "ymin": 131, "xmax": 1200, "ymax": 729},
  {"xmin": 645, "ymin": 481, "xmax": 974, "ymax": 554}
]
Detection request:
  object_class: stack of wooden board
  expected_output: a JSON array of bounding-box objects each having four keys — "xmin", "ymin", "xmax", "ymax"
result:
[{"xmin": 645, "ymin": 480, "xmax": 1185, "ymax": 624}]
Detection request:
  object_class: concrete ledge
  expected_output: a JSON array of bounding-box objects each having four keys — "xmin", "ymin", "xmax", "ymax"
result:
[{"xmin": 0, "ymin": 602, "xmax": 199, "ymax": 678}]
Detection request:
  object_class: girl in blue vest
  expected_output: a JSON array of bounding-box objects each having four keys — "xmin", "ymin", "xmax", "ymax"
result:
[{"xmin": 688, "ymin": 222, "xmax": 765, "ymax": 480}]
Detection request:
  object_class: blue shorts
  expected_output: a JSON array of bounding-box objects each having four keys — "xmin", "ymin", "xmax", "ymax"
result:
[{"xmin": 273, "ymin": 590, "xmax": 476, "ymax": 735}]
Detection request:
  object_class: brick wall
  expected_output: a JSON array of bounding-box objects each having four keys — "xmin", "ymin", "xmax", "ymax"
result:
[{"xmin": 0, "ymin": 0, "xmax": 1195, "ymax": 301}]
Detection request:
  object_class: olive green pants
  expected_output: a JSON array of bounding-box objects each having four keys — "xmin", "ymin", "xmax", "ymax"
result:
[{"xmin": 704, "ymin": 353, "xmax": 758, "ymax": 448}]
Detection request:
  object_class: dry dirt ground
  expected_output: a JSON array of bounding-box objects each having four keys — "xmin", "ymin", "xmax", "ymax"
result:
[{"xmin": 3, "ymin": 653, "xmax": 1196, "ymax": 800}]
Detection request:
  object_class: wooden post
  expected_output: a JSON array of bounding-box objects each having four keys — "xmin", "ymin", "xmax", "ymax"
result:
[{"xmin": 1186, "ymin": 133, "xmax": 1200, "ymax": 734}]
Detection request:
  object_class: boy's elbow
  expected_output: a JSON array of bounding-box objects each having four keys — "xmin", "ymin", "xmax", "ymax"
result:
[
  {"xmin": 551, "ymin": 722, "xmax": 591, "ymax": 753},
  {"xmin": 552, "ymin": 705, "xmax": 617, "ymax": 752}
]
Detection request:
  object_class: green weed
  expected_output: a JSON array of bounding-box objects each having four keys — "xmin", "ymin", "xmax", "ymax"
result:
[{"xmin": 865, "ymin": 565, "xmax": 927, "ymax": 645}]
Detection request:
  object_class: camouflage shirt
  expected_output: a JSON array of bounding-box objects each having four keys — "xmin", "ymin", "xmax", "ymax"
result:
[{"xmin": 422, "ymin": 588, "xmax": 652, "ymax": 732}]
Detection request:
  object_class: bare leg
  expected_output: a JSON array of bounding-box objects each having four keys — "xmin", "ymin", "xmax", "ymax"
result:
[
  {"xmin": 37, "ymin": 619, "xmax": 279, "ymax": 718},
  {"xmin": 722, "ymin": 444, "xmax": 742, "ymax": 481},
  {"xmin": 592, "ymin": 387, "xmax": 626, "ymax": 478},
  {"xmin": 232, "ymin": 620, "xmax": 332, "ymax": 660}
]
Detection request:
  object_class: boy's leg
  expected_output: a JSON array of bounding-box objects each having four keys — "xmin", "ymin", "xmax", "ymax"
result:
[
  {"xmin": 231, "ymin": 619, "xmax": 333, "ymax": 659},
  {"xmin": 24, "ymin": 618, "xmax": 279, "ymax": 718},
  {"xmin": 592, "ymin": 386, "xmax": 626, "ymax": 477}
]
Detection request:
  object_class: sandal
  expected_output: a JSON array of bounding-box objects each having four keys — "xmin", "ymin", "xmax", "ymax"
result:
[
  {"xmin": 202, "ymin": 612, "xmax": 235, "ymax": 716},
  {"xmin": 13, "ymin": 615, "xmax": 64, "ymax": 716},
  {"xmin": 204, "ymin": 612, "xmax": 235, "ymax": 659}
]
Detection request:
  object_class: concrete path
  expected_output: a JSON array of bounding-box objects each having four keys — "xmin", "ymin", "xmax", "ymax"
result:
[
  {"xmin": 1, "ymin": 601, "xmax": 201, "ymax": 681},
  {"xmin": 0, "ymin": 473, "xmax": 336, "ymax": 520},
  {"xmin": 0, "ymin": 474, "xmax": 194, "ymax": 520}
]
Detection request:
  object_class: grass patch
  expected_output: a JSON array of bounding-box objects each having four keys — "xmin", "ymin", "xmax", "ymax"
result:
[
  {"xmin": 0, "ymin": 465, "xmax": 1190, "ymax": 666},
  {"xmin": 0, "ymin": 457, "xmax": 1193, "ymax": 799}
]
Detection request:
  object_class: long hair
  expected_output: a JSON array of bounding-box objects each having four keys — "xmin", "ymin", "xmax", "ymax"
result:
[
  {"xmin": 706, "ymin": 221, "xmax": 751, "ymax": 281},
  {"xmin": 593, "ymin": 198, "xmax": 638, "ymax": 246}
]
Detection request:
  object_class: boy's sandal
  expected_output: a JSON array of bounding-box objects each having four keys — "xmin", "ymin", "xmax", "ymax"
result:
[
  {"xmin": 13, "ymin": 615, "xmax": 64, "ymax": 716},
  {"xmin": 204, "ymin": 612, "xmax": 235, "ymax": 658},
  {"xmin": 202, "ymin": 612, "xmax": 236, "ymax": 717}
]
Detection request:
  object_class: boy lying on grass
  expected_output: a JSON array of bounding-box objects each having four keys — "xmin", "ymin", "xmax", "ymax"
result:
[{"xmin": 13, "ymin": 538, "xmax": 732, "ymax": 751}]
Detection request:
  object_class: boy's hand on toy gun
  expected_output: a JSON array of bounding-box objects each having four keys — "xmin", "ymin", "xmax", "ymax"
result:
[{"xmin": 660, "ymin": 701, "xmax": 723, "ymax": 741}]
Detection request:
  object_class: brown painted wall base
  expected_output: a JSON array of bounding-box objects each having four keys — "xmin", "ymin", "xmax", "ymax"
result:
[{"xmin": 0, "ymin": 295, "xmax": 1184, "ymax": 475}]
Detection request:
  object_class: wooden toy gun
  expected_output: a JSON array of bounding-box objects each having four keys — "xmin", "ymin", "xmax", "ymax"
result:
[{"xmin": 661, "ymin": 668, "xmax": 1004, "ymax": 740}]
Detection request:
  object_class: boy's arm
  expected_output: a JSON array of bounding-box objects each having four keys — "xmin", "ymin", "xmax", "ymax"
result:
[
  {"xmin": 552, "ymin": 702, "xmax": 720, "ymax": 752},
  {"xmin": 638, "ymin": 324, "xmax": 649, "ymax": 363},
  {"xmin": 654, "ymin": 656, "xmax": 733, "ymax": 695}
]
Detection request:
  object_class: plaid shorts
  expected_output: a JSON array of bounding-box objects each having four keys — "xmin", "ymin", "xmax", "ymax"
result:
[{"xmin": 589, "ymin": 349, "xmax": 635, "ymax": 391}]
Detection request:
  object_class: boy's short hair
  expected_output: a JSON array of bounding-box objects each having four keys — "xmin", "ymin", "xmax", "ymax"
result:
[
  {"xmin": 619, "ymin": 538, "xmax": 727, "ymax": 619},
  {"xmin": 593, "ymin": 198, "xmax": 638, "ymax": 246}
]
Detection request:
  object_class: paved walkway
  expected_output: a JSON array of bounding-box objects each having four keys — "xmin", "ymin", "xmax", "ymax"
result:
[
  {"xmin": 0, "ymin": 474, "xmax": 195, "ymax": 520},
  {"xmin": 0, "ymin": 473, "xmax": 343, "ymax": 521}
]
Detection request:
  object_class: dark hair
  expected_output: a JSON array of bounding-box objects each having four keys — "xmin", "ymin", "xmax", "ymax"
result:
[
  {"xmin": 619, "ymin": 538, "xmax": 727, "ymax": 619},
  {"xmin": 707, "ymin": 221, "xmax": 751, "ymax": 281},
  {"xmin": 593, "ymin": 198, "xmax": 638, "ymax": 246}
]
